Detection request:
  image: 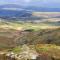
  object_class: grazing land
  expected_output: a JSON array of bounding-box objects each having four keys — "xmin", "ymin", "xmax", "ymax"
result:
[{"xmin": 0, "ymin": 12, "xmax": 60, "ymax": 60}]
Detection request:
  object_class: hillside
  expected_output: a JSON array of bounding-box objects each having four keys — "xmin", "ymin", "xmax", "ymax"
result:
[{"xmin": 0, "ymin": 26, "xmax": 60, "ymax": 49}]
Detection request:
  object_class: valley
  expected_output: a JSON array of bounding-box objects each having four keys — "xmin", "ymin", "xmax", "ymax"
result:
[
  {"xmin": 0, "ymin": 12, "xmax": 60, "ymax": 60},
  {"xmin": 0, "ymin": 0, "xmax": 60, "ymax": 59}
]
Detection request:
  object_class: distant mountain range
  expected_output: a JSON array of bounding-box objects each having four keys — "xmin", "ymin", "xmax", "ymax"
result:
[
  {"xmin": 0, "ymin": 4, "xmax": 60, "ymax": 21},
  {"xmin": 0, "ymin": 4, "xmax": 60, "ymax": 12},
  {"xmin": 0, "ymin": 9, "xmax": 32, "ymax": 17},
  {"xmin": 0, "ymin": 4, "xmax": 32, "ymax": 19},
  {"xmin": 0, "ymin": 4, "xmax": 23, "ymax": 9}
]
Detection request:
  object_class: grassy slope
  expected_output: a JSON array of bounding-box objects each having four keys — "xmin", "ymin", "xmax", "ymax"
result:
[
  {"xmin": 0, "ymin": 21, "xmax": 60, "ymax": 30},
  {"xmin": 0, "ymin": 21, "xmax": 60, "ymax": 60},
  {"xmin": 0, "ymin": 21, "xmax": 60, "ymax": 48},
  {"xmin": 11, "ymin": 44, "xmax": 60, "ymax": 59}
]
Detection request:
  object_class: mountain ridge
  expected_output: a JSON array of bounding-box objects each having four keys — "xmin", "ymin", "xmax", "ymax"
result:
[{"xmin": 0, "ymin": 4, "xmax": 60, "ymax": 12}]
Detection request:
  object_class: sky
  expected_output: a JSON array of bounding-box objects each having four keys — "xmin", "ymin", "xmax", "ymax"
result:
[{"xmin": 0, "ymin": 0, "xmax": 60, "ymax": 8}]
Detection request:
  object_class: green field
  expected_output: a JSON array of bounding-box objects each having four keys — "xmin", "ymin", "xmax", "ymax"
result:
[{"xmin": 0, "ymin": 21, "xmax": 60, "ymax": 31}]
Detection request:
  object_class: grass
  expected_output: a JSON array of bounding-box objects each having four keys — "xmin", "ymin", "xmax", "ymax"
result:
[
  {"xmin": 12, "ymin": 46, "xmax": 22, "ymax": 54},
  {"xmin": 35, "ymin": 44, "xmax": 60, "ymax": 59},
  {"xmin": 11, "ymin": 44, "xmax": 60, "ymax": 55},
  {"xmin": 0, "ymin": 21, "xmax": 60, "ymax": 31},
  {"xmin": 9, "ymin": 44, "xmax": 60, "ymax": 59},
  {"xmin": 0, "ymin": 21, "xmax": 60, "ymax": 59}
]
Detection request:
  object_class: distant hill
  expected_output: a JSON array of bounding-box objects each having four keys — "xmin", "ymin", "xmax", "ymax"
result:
[
  {"xmin": 0, "ymin": 4, "xmax": 60, "ymax": 21},
  {"xmin": 0, "ymin": 4, "xmax": 33, "ymax": 19},
  {"xmin": 0, "ymin": 4, "xmax": 60, "ymax": 12},
  {"xmin": 25, "ymin": 7, "xmax": 60, "ymax": 12},
  {"xmin": 0, "ymin": 9, "xmax": 32, "ymax": 19},
  {"xmin": 0, "ymin": 4, "xmax": 23, "ymax": 9}
]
